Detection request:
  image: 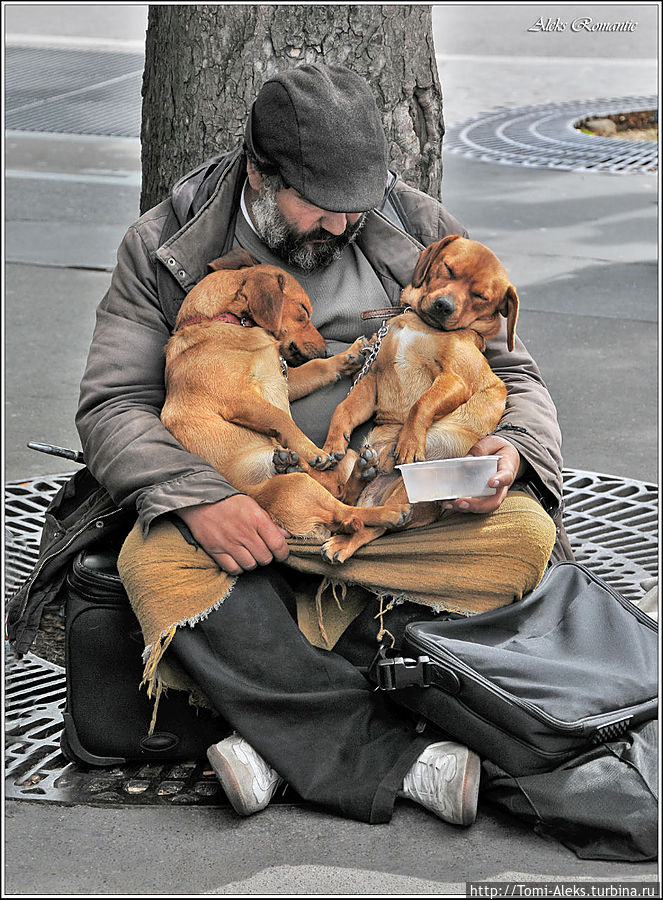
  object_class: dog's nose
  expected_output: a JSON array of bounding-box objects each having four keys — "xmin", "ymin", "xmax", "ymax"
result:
[
  {"xmin": 432, "ymin": 294, "xmax": 455, "ymax": 319},
  {"xmin": 290, "ymin": 341, "xmax": 327, "ymax": 362}
]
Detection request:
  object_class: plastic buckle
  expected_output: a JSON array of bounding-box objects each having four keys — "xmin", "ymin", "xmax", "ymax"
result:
[{"xmin": 376, "ymin": 655, "xmax": 432, "ymax": 691}]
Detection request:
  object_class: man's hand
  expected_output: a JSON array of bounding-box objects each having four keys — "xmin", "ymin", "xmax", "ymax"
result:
[
  {"xmin": 441, "ymin": 434, "xmax": 525, "ymax": 515},
  {"xmin": 177, "ymin": 495, "xmax": 290, "ymax": 575}
]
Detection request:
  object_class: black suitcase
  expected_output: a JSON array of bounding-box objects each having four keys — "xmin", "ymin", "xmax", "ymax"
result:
[
  {"xmin": 374, "ymin": 561, "xmax": 658, "ymax": 777},
  {"xmin": 61, "ymin": 543, "xmax": 229, "ymax": 766}
]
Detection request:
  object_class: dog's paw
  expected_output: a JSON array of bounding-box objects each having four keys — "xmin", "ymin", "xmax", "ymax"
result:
[
  {"xmin": 322, "ymin": 433, "xmax": 350, "ymax": 461},
  {"xmin": 386, "ymin": 503, "xmax": 413, "ymax": 529},
  {"xmin": 355, "ymin": 446, "xmax": 379, "ymax": 482},
  {"xmin": 273, "ymin": 448, "xmax": 305, "ymax": 474},
  {"xmin": 309, "ymin": 452, "xmax": 337, "ymax": 471},
  {"xmin": 321, "ymin": 535, "xmax": 350, "ymax": 565},
  {"xmin": 394, "ymin": 432, "xmax": 426, "ymax": 465},
  {"xmin": 370, "ymin": 443, "xmax": 397, "ymax": 473},
  {"xmin": 321, "ymin": 539, "xmax": 341, "ymax": 565},
  {"xmin": 334, "ymin": 336, "xmax": 371, "ymax": 378}
]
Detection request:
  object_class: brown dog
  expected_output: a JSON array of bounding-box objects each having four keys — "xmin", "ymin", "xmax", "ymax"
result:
[
  {"xmin": 161, "ymin": 250, "xmax": 411, "ymax": 546},
  {"xmin": 320, "ymin": 235, "xmax": 519, "ymax": 562}
]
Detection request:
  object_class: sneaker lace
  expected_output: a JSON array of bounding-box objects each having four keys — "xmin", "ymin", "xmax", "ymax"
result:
[{"xmin": 407, "ymin": 752, "xmax": 455, "ymax": 807}]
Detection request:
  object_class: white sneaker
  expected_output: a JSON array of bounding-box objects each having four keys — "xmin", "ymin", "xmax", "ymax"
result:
[
  {"xmin": 207, "ymin": 733, "xmax": 284, "ymax": 816},
  {"xmin": 400, "ymin": 740, "xmax": 481, "ymax": 826}
]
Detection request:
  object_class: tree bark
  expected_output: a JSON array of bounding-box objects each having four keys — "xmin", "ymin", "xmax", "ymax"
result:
[{"xmin": 140, "ymin": 4, "xmax": 444, "ymax": 214}]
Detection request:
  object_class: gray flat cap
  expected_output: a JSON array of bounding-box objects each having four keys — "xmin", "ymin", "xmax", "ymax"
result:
[{"xmin": 245, "ymin": 63, "xmax": 389, "ymax": 213}]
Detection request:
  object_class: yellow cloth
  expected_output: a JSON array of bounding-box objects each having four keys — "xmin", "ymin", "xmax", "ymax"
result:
[{"xmin": 117, "ymin": 491, "xmax": 556, "ymax": 715}]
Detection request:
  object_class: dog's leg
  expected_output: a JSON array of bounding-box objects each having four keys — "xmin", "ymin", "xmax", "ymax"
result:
[
  {"xmin": 247, "ymin": 473, "xmax": 411, "ymax": 545},
  {"xmin": 301, "ymin": 450, "xmax": 358, "ymax": 500},
  {"xmin": 297, "ymin": 446, "xmax": 379, "ymax": 504},
  {"xmin": 221, "ymin": 391, "xmax": 336, "ymax": 470},
  {"xmin": 323, "ymin": 371, "xmax": 378, "ymax": 460},
  {"xmin": 321, "ymin": 488, "xmax": 442, "ymax": 564},
  {"xmin": 287, "ymin": 337, "xmax": 369, "ymax": 401},
  {"xmin": 393, "ymin": 371, "xmax": 475, "ymax": 464},
  {"xmin": 337, "ymin": 446, "xmax": 380, "ymax": 503},
  {"xmin": 321, "ymin": 525, "xmax": 388, "ymax": 565},
  {"xmin": 420, "ymin": 379, "xmax": 508, "ymax": 460},
  {"xmin": 358, "ymin": 424, "xmax": 402, "ymax": 474}
]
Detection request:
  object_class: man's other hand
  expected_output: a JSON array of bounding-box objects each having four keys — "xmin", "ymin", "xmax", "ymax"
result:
[
  {"xmin": 441, "ymin": 434, "xmax": 524, "ymax": 515},
  {"xmin": 177, "ymin": 495, "xmax": 290, "ymax": 575}
]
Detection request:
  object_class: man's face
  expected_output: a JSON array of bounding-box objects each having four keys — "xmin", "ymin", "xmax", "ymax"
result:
[{"xmin": 248, "ymin": 167, "xmax": 367, "ymax": 271}]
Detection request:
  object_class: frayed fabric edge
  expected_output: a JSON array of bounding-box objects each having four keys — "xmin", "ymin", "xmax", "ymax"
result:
[
  {"xmin": 318, "ymin": 575, "xmax": 475, "ymax": 620},
  {"xmin": 370, "ymin": 589, "xmax": 475, "ymax": 650},
  {"xmin": 375, "ymin": 588, "xmax": 476, "ymax": 618},
  {"xmin": 139, "ymin": 576, "xmax": 237, "ymax": 734},
  {"xmin": 313, "ymin": 576, "xmax": 475, "ymax": 651}
]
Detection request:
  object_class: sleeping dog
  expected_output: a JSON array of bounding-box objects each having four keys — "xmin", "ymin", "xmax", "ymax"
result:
[
  {"xmin": 320, "ymin": 235, "xmax": 519, "ymax": 563},
  {"xmin": 160, "ymin": 250, "xmax": 411, "ymax": 546}
]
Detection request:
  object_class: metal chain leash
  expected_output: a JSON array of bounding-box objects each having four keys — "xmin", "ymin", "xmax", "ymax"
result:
[
  {"xmin": 347, "ymin": 320, "xmax": 391, "ymax": 394},
  {"xmin": 347, "ymin": 306, "xmax": 411, "ymax": 394}
]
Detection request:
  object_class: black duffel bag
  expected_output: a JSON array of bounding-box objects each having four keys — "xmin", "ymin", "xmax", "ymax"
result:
[{"xmin": 374, "ymin": 561, "xmax": 658, "ymax": 777}]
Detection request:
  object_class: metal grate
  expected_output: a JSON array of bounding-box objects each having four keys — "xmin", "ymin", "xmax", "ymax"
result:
[
  {"xmin": 5, "ymin": 46, "xmax": 143, "ymax": 138},
  {"xmin": 4, "ymin": 474, "xmax": 74, "ymax": 601},
  {"xmin": 444, "ymin": 97, "xmax": 658, "ymax": 174},
  {"xmin": 561, "ymin": 469, "xmax": 658, "ymax": 600},
  {"xmin": 5, "ymin": 468, "xmax": 658, "ymax": 604},
  {"xmin": 4, "ymin": 468, "xmax": 658, "ymax": 805}
]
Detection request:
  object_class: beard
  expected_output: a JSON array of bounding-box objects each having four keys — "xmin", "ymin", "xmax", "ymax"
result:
[{"xmin": 250, "ymin": 180, "xmax": 366, "ymax": 272}]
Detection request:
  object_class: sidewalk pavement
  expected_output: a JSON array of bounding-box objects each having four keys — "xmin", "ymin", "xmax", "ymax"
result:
[{"xmin": 3, "ymin": 4, "xmax": 659, "ymax": 896}]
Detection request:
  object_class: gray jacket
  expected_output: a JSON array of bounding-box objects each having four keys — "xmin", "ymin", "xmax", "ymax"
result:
[
  {"xmin": 76, "ymin": 147, "xmax": 565, "ymax": 533},
  {"xmin": 7, "ymin": 147, "xmax": 570, "ymax": 656}
]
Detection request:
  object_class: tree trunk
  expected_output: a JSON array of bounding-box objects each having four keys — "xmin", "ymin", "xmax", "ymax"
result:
[{"xmin": 140, "ymin": 4, "xmax": 444, "ymax": 213}]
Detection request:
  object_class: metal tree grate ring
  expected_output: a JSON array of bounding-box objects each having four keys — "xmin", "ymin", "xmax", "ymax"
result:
[
  {"xmin": 444, "ymin": 96, "xmax": 658, "ymax": 174},
  {"xmin": 6, "ymin": 468, "xmax": 657, "ymax": 603},
  {"xmin": 4, "ymin": 468, "xmax": 658, "ymax": 806}
]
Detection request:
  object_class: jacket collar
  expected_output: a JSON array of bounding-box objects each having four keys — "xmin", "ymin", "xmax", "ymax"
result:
[
  {"xmin": 156, "ymin": 145, "xmax": 425, "ymax": 306},
  {"xmin": 356, "ymin": 210, "xmax": 424, "ymax": 305},
  {"xmin": 156, "ymin": 149, "xmax": 246, "ymax": 294}
]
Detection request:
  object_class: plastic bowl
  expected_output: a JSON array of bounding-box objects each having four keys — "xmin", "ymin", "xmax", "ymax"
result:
[{"xmin": 396, "ymin": 456, "xmax": 499, "ymax": 502}]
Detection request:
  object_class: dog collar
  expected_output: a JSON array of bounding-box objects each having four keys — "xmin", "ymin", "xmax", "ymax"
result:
[
  {"xmin": 360, "ymin": 307, "xmax": 402, "ymax": 321},
  {"xmin": 175, "ymin": 312, "xmax": 255, "ymax": 332}
]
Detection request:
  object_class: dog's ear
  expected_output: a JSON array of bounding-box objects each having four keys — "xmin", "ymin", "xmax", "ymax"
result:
[
  {"xmin": 245, "ymin": 272, "xmax": 285, "ymax": 334},
  {"xmin": 500, "ymin": 285, "xmax": 519, "ymax": 351},
  {"xmin": 208, "ymin": 249, "xmax": 260, "ymax": 272},
  {"xmin": 410, "ymin": 235, "xmax": 460, "ymax": 288}
]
